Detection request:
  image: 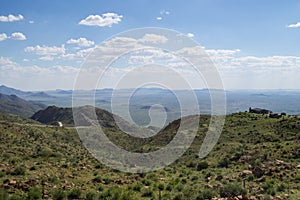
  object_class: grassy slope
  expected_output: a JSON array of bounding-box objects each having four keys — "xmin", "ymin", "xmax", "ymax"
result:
[{"xmin": 0, "ymin": 112, "xmax": 299, "ymax": 199}]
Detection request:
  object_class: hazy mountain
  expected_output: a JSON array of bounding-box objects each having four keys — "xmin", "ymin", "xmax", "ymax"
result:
[
  {"xmin": 0, "ymin": 85, "xmax": 32, "ymax": 96},
  {"xmin": 27, "ymin": 91, "xmax": 55, "ymax": 98},
  {"xmin": 0, "ymin": 93, "xmax": 47, "ymax": 118}
]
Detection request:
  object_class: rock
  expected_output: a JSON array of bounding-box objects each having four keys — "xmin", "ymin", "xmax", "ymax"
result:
[
  {"xmin": 242, "ymin": 170, "xmax": 252, "ymax": 175},
  {"xmin": 9, "ymin": 180, "xmax": 17, "ymax": 185},
  {"xmin": 275, "ymin": 159, "xmax": 284, "ymax": 165},
  {"xmin": 238, "ymin": 155, "xmax": 252, "ymax": 163},
  {"xmin": 256, "ymin": 177, "xmax": 266, "ymax": 183},
  {"xmin": 204, "ymin": 184, "xmax": 213, "ymax": 189}
]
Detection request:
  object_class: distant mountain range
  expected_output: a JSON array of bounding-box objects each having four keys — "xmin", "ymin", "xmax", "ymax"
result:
[
  {"xmin": 0, "ymin": 85, "xmax": 55, "ymax": 99},
  {"xmin": 1, "ymin": 84, "xmax": 300, "ymax": 119},
  {"xmin": 0, "ymin": 85, "xmax": 32, "ymax": 96},
  {"xmin": 0, "ymin": 93, "xmax": 46, "ymax": 118}
]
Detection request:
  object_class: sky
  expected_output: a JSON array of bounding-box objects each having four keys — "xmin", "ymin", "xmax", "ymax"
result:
[{"xmin": 0, "ymin": 0, "xmax": 300, "ymax": 90}]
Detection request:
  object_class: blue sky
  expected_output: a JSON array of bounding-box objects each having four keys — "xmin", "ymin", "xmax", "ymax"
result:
[{"xmin": 1, "ymin": 0, "xmax": 300, "ymax": 90}]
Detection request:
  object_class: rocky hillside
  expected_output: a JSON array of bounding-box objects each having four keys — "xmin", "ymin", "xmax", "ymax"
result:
[{"xmin": 0, "ymin": 111, "xmax": 299, "ymax": 199}]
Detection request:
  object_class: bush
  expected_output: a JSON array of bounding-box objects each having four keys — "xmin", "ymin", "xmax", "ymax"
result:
[
  {"xmin": 0, "ymin": 171, "xmax": 5, "ymax": 178},
  {"xmin": 67, "ymin": 188, "xmax": 81, "ymax": 199},
  {"xmin": 0, "ymin": 188, "xmax": 8, "ymax": 200},
  {"xmin": 86, "ymin": 191, "xmax": 97, "ymax": 200},
  {"xmin": 158, "ymin": 183, "xmax": 164, "ymax": 191},
  {"xmin": 10, "ymin": 166, "xmax": 26, "ymax": 176},
  {"xmin": 218, "ymin": 158, "xmax": 230, "ymax": 168},
  {"xmin": 277, "ymin": 183, "xmax": 287, "ymax": 192},
  {"xmin": 132, "ymin": 184, "xmax": 142, "ymax": 192},
  {"xmin": 27, "ymin": 187, "xmax": 42, "ymax": 200},
  {"xmin": 142, "ymin": 179, "xmax": 151, "ymax": 186},
  {"xmin": 141, "ymin": 188, "xmax": 154, "ymax": 197},
  {"xmin": 197, "ymin": 161, "xmax": 209, "ymax": 171},
  {"xmin": 196, "ymin": 189, "xmax": 217, "ymax": 200},
  {"xmin": 52, "ymin": 189, "xmax": 66, "ymax": 200},
  {"xmin": 100, "ymin": 188, "xmax": 134, "ymax": 200},
  {"xmin": 219, "ymin": 183, "xmax": 247, "ymax": 198},
  {"xmin": 9, "ymin": 194, "xmax": 22, "ymax": 200},
  {"xmin": 166, "ymin": 184, "xmax": 173, "ymax": 191}
]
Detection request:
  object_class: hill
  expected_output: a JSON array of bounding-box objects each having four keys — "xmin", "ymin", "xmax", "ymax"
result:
[
  {"xmin": 0, "ymin": 93, "xmax": 47, "ymax": 118},
  {"xmin": 31, "ymin": 105, "xmax": 155, "ymax": 138},
  {"xmin": 0, "ymin": 85, "xmax": 32, "ymax": 96},
  {"xmin": 0, "ymin": 111, "xmax": 299, "ymax": 199},
  {"xmin": 27, "ymin": 92, "xmax": 55, "ymax": 99}
]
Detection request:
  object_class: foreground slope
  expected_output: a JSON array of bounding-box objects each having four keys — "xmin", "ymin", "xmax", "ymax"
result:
[{"xmin": 0, "ymin": 112, "xmax": 299, "ymax": 199}]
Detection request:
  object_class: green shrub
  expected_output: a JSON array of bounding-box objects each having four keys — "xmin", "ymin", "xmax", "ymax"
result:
[
  {"xmin": 175, "ymin": 184, "xmax": 184, "ymax": 192},
  {"xmin": 158, "ymin": 183, "xmax": 164, "ymax": 191},
  {"xmin": 10, "ymin": 166, "xmax": 26, "ymax": 176},
  {"xmin": 9, "ymin": 194, "xmax": 22, "ymax": 200},
  {"xmin": 86, "ymin": 191, "xmax": 97, "ymax": 200},
  {"xmin": 197, "ymin": 161, "xmax": 209, "ymax": 171},
  {"xmin": 52, "ymin": 189, "xmax": 66, "ymax": 200},
  {"xmin": 102, "ymin": 177, "xmax": 111, "ymax": 184},
  {"xmin": 92, "ymin": 176, "xmax": 101, "ymax": 183},
  {"xmin": 196, "ymin": 189, "xmax": 217, "ymax": 200},
  {"xmin": 67, "ymin": 188, "xmax": 81, "ymax": 199},
  {"xmin": 27, "ymin": 187, "xmax": 42, "ymax": 200},
  {"xmin": 142, "ymin": 179, "xmax": 151, "ymax": 186},
  {"xmin": 219, "ymin": 183, "xmax": 247, "ymax": 198},
  {"xmin": 218, "ymin": 158, "xmax": 230, "ymax": 168},
  {"xmin": 0, "ymin": 188, "xmax": 8, "ymax": 200},
  {"xmin": 100, "ymin": 188, "xmax": 134, "ymax": 200},
  {"xmin": 141, "ymin": 188, "xmax": 154, "ymax": 197},
  {"xmin": 0, "ymin": 171, "xmax": 5, "ymax": 178},
  {"xmin": 166, "ymin": 184, "xmax": 173, "ymax": 191},
  {"xmin": 132, "ymin": 184, "xmax": 142, "ymax": 192},
  {"xmin": 277, "ymin": 183, "xmax": 287, "ymax": 192},
  {"xmin": 173, "ymin": 193, "xmax": 184, "ymax": 200},
  {"xmin": 191, "ymin": 176, "xmax": 198, "ymax": 181}
]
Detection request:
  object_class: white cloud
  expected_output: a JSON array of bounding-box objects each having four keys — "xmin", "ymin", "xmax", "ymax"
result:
[
  {"xmin": 61, "ymin": 47, "xmax": 95, "ymax": 60},
  {"xmin": 10, "ymin": 32, "xmax": 26, "ymax": 40},
  {"xmin": 138, "ymin": 34, "xmax": 168, "ymax": 44},
  {"xmin": 79, "ymin": 13, "xmax": 123, "ymax": 27},
  {"xmin": 186, "ymin": 33, "xmax": 194, "ymax": 38},
  {"xmin": 156, "ymin": 17, "xmax": 162, "ymax": 21},
  {"xmin": 25, "ymin": 45, "xmax": 65, "ymax": 56},
  {"xmin": 0, "ymin": 33, "xmax": 8, "ymax": 41},
  {"xmin": 0, "ymin": 32, "xmax": 27, "ymax": 41},
  {"xmin": 67, "ymin": 37, "xmax": 95, "ymax": 47},
  {"xmin": 206, "ymin": 49, "xmax": 240, "ymax": 57},
  {"xmin": 0, "ymin": 64, "xmax": 80, "ymax": 90},
  {"xmin": 160, "ymin": 10, "xmax": 170, "ymax": 15},
  {"xmin": 0, "ymin": 57, "xmax": 15, "ymax": 65},
  {"xmin": 39, "ymin": 55, "xmax": 54, "ymax": 61},
  {"xmin": 29, "ymin": 20, "xmax": 34, "ymax": 24},
  {"xmin": 0, "ymin": 14, "xmax": 24, "ymax": 22},
  {"xmin": 287, "ymin": 22, "xmax": 300, "ymax": 28}
]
